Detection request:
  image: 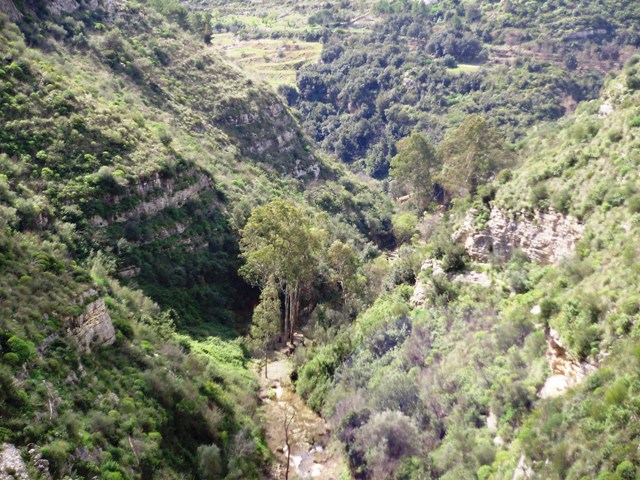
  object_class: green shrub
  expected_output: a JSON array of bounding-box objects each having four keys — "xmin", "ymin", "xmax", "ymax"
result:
[
  {"xmin": 441, "ymin": 244, "xmax": 466, "ymax": 273},
  {"xmin": 628, "ymin": 195, "xmax": 640, "ymax": 213},
  {"xmin": 42, "ymin": 440, "xmax": 73, "ymax": 475},
  {"xmin": 629, "ymin": 115, "xmax": 640, "ymax": 128},
  {"xmin": 196, "ymin": 444, "xmax": 222, "ymax": 480},
  {"xmin": 608, "ymin": 129, "xmax": 624, "ymax": 143},
  {"xmin": 628, "ymin": 75, "xmax": 640, "ymax": 90},
  {"xmin": 2, "ymin": 353, "xmax": 20, "ymax": 365},
  {"xmin": 615, "ymin": 461, "xmax": 637, "ymax": 480},
  {"xmin": 539, "ymin": 298, "xmax": 559, "ymax": 320},
  {"xmin": 392, "ymin": 212, "xmax": 418, "ymax": 245},
  {"xmin": 622, "ymin": 297, "xmax": 640, "ymax": 316},
  {"xmin": 530, "ymin": 183, "xmax": 548, "ymax": 206},
  {"xmin": 604, "ymin": 379, "xmax": 629, "ymax": 406},
  {"xmin": 551, "ymin": 189, "xmax": 571, "ymax": 214},
  {"xmin": 7, "ymin": 336, "xmax": 36, "ymax": 363}
]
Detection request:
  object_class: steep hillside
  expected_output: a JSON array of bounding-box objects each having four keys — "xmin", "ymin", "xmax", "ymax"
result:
[
  {"xmin": 290, "ymin": 0, "xmax": 640, "ymax": 176},
  {"xmin": 0, "ymin": 0, "xmax": 393, "ymax": 478},
  {"xmin": 175, "ymin": 0, "xmax": 640, "ymax": 176},
  {"xmin": 294, "ymin": 62, "xmax": 640, "ymax": 479}
]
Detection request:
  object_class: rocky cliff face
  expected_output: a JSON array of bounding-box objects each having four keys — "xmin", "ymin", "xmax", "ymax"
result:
[
  {"xmin": 455, "ymin": 208, "xmax": 583, "ymax": 264},
  {"xmin": 66, "ymin": 294, "xmax": 116, "ymax": 354},
  {"xmin": 48, "ymin": 0, "xmax": 122, "ymax": 17},
  {"xmin": 90, "ymin": 170, "xmax": 213, "ymax": 227},
  {"xmin": 0, "ymin": 444, "xmax": 28, "ymax": 480},
  {"xmin": 0, "ymin": 0, "xmax": 20, "ymax": 21},
  {"xmin": 538, "ymin": 328, "xmax": 597, "ymax": 399}
]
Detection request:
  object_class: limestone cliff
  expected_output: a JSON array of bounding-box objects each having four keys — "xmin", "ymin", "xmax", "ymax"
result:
[
  {"xmin": 66, "ymin": 294, "xmax": 116, "ymax": 354},
  {"xmin": 538, "ymin": 328, "xmax": 596, "ymax": 399},
  {"xmin": 0, "ymin": 444, "xmax": 28, "ymax": 480},
  {"xmin": 48, "ymin": 0, "xmax": 122, "ymax": 17},
  {"xmin": 455, "ymin": 207, "xmax": 583, "ymax": 264}
]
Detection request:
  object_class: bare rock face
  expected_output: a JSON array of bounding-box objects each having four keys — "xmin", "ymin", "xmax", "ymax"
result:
[
  {"xmin": 0, "ymin": 444, "xmax": 29, "ymax": 480},
  {"xmin": 512, "ymin": 453, "xmax": 533, "ymax": 480},
  {"xmin": 455, "ymin": 208, "xmax": 583, "ymax": 264},
  {"xmin": 539, "ymin": 329, "xmax": 596, "ymax": 399},
  {"xmin": 48, "ymin": 0, "xmax": 123, "ymax": 17},
  {"xmin": 89, "ymin": 170, "xmax": 213, "ymax": 227},
  {"xmin": 0, "ymin": 0, "xmax": 21, "ymax": 21},
  {"xmin": 67, "ymin": 297, "xmax": 116, "ymax": 354}
]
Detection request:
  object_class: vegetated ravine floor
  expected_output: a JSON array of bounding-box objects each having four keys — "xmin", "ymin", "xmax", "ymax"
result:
[{"xmin": 257, "ymin": 350, "xmax": 346, "ymax": 479}]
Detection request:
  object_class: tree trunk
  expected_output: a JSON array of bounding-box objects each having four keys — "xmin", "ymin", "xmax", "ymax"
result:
[
  {"xmin": 288, "ymin": 286, "xmax": 298, "ymax": 344},
  {"xmin": 264, "ymin": 350, "xmax": 268, "ymax": 379},
  {"xmin": 283, "ymin": 284, "xmax": 290, "ymax": 343}
]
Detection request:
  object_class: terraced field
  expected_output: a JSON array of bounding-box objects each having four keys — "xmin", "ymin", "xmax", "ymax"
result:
[{"xmin": 213, "ymin": 33, "xmax": 322, "ymax": 86}]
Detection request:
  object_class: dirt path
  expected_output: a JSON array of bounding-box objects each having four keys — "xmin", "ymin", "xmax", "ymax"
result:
[{"xmin": 257, "ymin": 351, "xmax": 347, "ymax": 480}]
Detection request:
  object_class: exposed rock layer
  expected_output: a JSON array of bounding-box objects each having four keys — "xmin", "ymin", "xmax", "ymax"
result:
[
  {"xmin": 67, "ymin": 297, "xmax": 116, "ymax": 354},
  {"xmin": 0, "ymin": 0, "xmax": 21, "ymax": 21},
  {"xmin": 455, "ymin": 208, "xmax": 583, "ymax": 264},
  {"xmin": 539, "ymin": 328, "xmax": 596, "ymax": 399},
  {"xmin": 0, "ymin": 444, "xmax": 29, "ymax": 480}
]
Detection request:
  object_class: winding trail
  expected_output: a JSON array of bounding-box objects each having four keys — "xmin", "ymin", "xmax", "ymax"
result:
[{"xmin": 257, "ymin": 351, "xmax": 346, "ymax": 479}]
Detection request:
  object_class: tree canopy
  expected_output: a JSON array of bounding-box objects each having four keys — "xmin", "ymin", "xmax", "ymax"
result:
[
  {"xmin": 389, "ymin": 131, "xmax": 440, "ymax": 210},
  {"xmin": 437, "ymin": 115, "xmax": 512, "ymax": 197},
  {"xmin": 239, "ymin": 199, "xmax": 323, "ymax": 343}
]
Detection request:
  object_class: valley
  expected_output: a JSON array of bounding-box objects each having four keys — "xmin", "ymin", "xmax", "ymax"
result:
[{"xmin": 0, "ymin": 0, "xmax": 640, "ymax": 479}]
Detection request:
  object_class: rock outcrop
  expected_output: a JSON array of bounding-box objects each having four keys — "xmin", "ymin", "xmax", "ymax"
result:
[
  {"xmin": 67, "ymin": 296, "xmax": 116, "ymax": 354},
  {"xmin": 0, "ymin": 444, "xmax": 29, "ymax": 480},
  {"xmin": 0, "ymin": 0, "xmax": 21, "ymax": 21},
  {"xmin": 455, "ymin": 208, "xmax": 583, "ymax": 264},
  {"xmin": 90, "ymin": 170, "xmax": 213, "ymax": 227},
  {"xmin": 48, "ymin": 0, "xmax": 123, "ymax": 17},
  {"xmin": 538, "ymin": 328, "xmax": 596, "ymax": 399}
]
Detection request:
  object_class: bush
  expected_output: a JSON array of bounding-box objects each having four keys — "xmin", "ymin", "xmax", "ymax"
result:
[
  {"xmin": 197, "ymin": 444, "xmax": 222, "ymax": 480},
  {"xmin": 530, "ymin": 183, "xmax": 548, "ymax": 206},
  {"xmin": 42, "ymin": 440, "xmax": 73, "ymax": 475},
  {"xmin": 539, "ymin": 298, "xmax": 559, "ymax": 320},
  {"xmin": 604, "ymin": 379, "xmax": 629, "ymax": 406},
  {"xmin": 441, "ymin": 244, "xmax": 466, "ymax": 273},
  {"xmin": 355, "ymin": 411, "xmax": 420, "ymax": 478},
  {"xmin": 550, "ymin": 188, "xmax": 571, "ymax": 214},
  {"xmin": 616, "ymin": 461, "xmax": 637, "ymax": 480},
  {"xmin": 7, "ymin": 336, "xmax": 36, "ymax": 364},
  {"xmin": 2, "ymin": 353, "xmax": 20, "ymax": 365},
  {"xmin": 628, "ymin": 76, "xmax": 640, "ymax": 90},
  {"xmin": 392, "ymin": 212, "xmax": 418, "ymax": 245}
]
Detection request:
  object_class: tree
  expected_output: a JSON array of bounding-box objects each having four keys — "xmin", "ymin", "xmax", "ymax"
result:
[
  {"xmin": 240, "ymin": 199, "xmax": 322, "ymax": 343},
  {"xmin": 437, "ymin": 115, "xmax": 512, "ymax": 197},
  {"xmin": 248, "ymin": 277, "xmax": 280, "ymax": 378},
  {"xmin": 389, "ymin": 131, "xmax": 440, "ymax": 210},
  {"xmin": 326, "ymin": 240, "xmax": 359, "ymax": 296}
]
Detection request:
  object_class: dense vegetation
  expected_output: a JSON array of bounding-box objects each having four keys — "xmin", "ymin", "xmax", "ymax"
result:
[
  {"xmin": 294, "ymin": 60, "xmax": 640, "ymax": 479},
  {"xmin": 290, "ymin": 0, "xmax": 640, "ymax": 176},
  {"xmin": 0, "ymin": 0, "xmax": 391, "ymax": 477},
  {"xmin": 3, "ymin": 0, "xmax": 640, "ymax": 479}
]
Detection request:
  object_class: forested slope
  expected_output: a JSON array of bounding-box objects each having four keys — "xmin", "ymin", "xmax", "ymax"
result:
[
  {"xmin": 0, "ymin": 0, "xmax": 392, "ymax": 478},
  {"xmin": 295, "ymin": 60, "xmax": 640, "ymax": 479},
  {"xmin": 290, "ymin": 0, "xmax": 640, "ymax": 176}
]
